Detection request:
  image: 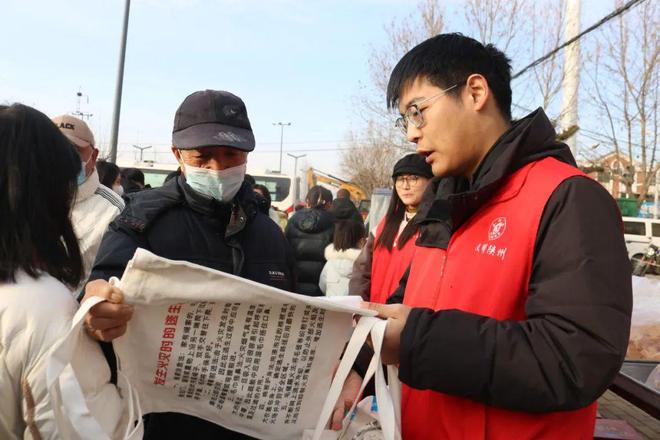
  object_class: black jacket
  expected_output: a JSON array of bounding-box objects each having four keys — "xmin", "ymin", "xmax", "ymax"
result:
[
  {"xmin": 359, "ymin": 109, "xmax": 632, "ymax": 413},
  {"xmin": 331, "ymin": 197, "xmax": 364, "ymax": 224},
  {"xmin": 90, "ymin": 176, "xmax": 295, "ymax": 440},
  {"xmin": 284, "ymin": 208, "xmax": 334, "ymax": 296}
]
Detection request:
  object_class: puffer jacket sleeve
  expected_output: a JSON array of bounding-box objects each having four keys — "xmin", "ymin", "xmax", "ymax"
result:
[
  {"xmin": 398, "ymin": 177, "xmax": 632, "ymax": 412},
  {"xmin": 285, "ymin": 238, "xmax": 298, "ymax": 293},
  {"xmin": 7, "ymin": 282, "xmax": 124, "ymax": 440},
  {"xmin": 0, "ymin": 355, "xmax": 20, "ymax": 439},
  {"xmin": 85, "ymin": 221, "xmax": 145, "ymax": 383},
  {"xmin": 348, "ymin": 232, "xmax": 375, "ymax": 300},
  {"xmin": 88, "ymin": 222, "xmax": 145, "ymax": 285},
  {"xmin": 319, "ymin": 262, "xmax": 328, "ymax": 295}
]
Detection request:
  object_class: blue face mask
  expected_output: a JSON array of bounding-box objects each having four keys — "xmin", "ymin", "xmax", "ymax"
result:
[
  {"xmin": 184, "ymin": 163, "xmax": 246, "ymax": 202},
  {"xmin": 77, "ymin": 161, "xmax": 89, "ymax": 185},
  {"xmin": 77, "ymin": 153, "xmax": 93, "ymax": 186}
]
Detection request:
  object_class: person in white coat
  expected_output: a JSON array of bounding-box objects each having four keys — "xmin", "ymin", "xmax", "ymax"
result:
[
  {"xmin": 0, "ymin": 104, "xmax": 127, "ymax": 439},
  {"xmin": 319, "ymin": 214, "xmax": 366, "ymax": 297},
  {"xmin": 51, "ymin": 114, "xmax": 124, "ymax": 291}
]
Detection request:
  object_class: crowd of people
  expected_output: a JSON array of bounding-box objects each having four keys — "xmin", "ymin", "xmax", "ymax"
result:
[{"xmin": 0, "ymin": 32, "xmax": 633, "ymax": 439}]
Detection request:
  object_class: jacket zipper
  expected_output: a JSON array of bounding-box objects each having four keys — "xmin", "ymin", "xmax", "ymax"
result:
[
  {"xmin": 433, "ymin": 243, "xmax": 450, "ymax": 307},
  {"xmin": 439, "ymin": 251, "xmax": 447, "ymax": 279}
]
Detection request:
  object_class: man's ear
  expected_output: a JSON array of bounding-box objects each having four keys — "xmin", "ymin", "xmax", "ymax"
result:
[
  {"xmin": 172, "ymin": 146, "xmax": 182, "ymax": 163},
  {"xmin": 172, "ymin": 147, "xmax": 187, "ymax": 175},
  {"xmin": 91, "ymin": 147, "xmax": 99, "ymax": 162},
  {"xmin": 465, "ymin": 74, "xmax": 489, "ymax": 112}
]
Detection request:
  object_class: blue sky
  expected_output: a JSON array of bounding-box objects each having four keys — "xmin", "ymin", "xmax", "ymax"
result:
[{"xmin": 2, "ymin": 0, "xmax": 612, "ymax": 177}]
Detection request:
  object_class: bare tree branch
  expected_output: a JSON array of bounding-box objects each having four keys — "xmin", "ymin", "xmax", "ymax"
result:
[{"xmin": 583, "ymin": 0, "xmax": 659, "ymax": 204}]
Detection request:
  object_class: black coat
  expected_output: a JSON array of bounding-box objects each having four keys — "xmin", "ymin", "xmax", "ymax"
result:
[
  {"xmin": 284, "ymin": 208, "xmax": 334, "ymax": 296},
  {"xmin": 89, "ymin": 176, "xmax": 295, "ymax": 440},
  {"xmin": 330, "ymin": 197, "xmax": 363, "ymax": 224},
  {"xmin": 355, "ymin": 109, "xmax": 632, "ymax": 413}
]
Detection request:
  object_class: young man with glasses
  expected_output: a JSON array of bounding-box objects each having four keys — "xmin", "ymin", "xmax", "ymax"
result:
[{"xmin": 352, "ymin": 33, "xmax": 631, "ymax": 439}]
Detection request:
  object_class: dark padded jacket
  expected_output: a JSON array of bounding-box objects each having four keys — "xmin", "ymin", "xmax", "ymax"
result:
[
  {"xmin": 89, "ymin": 176, "xmax": 295, "ymax": 440},
  {"xmin": 356, "ymin": 109, "xmax": 632, "ymax": 413},
  {"xmin": 284, "ymin": 208, "xmax": 334, "ymax": 296}
]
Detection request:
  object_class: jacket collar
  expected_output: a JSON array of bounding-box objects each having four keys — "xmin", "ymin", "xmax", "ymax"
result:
[
  {"xmin": 177, "ymin": 176, "xmax": 258, "ymax": 239},
  {"xmin": 120, "ymin": 176, "xmax": 257, "ymax": 237},
  {"xmin": 415, "ymin": 108, "xmax": 576, "ymax": 247},
  {"xmin": 75, "ymin": 168, "xmax": 100, "ymax": 202},
  {"xmin": 324, "ymin": 245, "xmax": 362, "ymax": 261}
]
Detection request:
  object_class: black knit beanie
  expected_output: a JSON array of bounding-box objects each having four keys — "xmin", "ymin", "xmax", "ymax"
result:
[{"xmin": 392, "ymin": 153, "xmax": 433, "ymax": 179}]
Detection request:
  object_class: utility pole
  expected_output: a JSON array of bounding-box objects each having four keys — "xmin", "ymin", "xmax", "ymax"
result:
[
  {"xmin": 109, "ymin": 0, "xmax": 131, "ymax": 163},
  {"xmin": 273, "ymin": 122, "xmax": 291, "ymax": 173},
  {"xmin": 287, "ymin": 153, "xmax": 306, "ymax": 204},
  {"xmin": 655, "ymin": 168, "xmax": 659, "ymax": 219},
  {"xmin": 560, "ymin": 0, "xmax": 581, "ymax": 158},
  {"xmin": 132, "ymin": 144, "xmax": 152, "ymax": 163}
]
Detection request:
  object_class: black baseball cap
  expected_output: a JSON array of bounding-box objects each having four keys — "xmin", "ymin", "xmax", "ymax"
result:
[{"xmin": 172, "ymin": 90, "xmax": 255, "ymax": 151}]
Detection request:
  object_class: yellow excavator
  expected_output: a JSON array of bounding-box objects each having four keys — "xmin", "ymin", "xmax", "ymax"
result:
[{"xmin": 306, "ymin": 168, "xmax": 368, "ymax": 203}]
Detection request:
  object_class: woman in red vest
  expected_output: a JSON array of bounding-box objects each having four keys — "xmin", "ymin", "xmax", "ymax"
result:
[{"xmin": 349, "ymin": 153, "xmax": 432, "ymax": 303}]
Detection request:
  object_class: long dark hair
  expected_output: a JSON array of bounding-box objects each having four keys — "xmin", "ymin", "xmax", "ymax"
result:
[
  {"xmin": 375, "ymin": 189, "xmax": 418, "ymax": 252},
  {"xmin": 306, "ymin": 185, "xmax": 333, "ymax": 210},
  {"xmin": 0, "ymin": 104, "xmax": 83, "ymax": 288},
  {"xmin": 333, "ymin": 219, "xmax": 365, "ymax": 251}
]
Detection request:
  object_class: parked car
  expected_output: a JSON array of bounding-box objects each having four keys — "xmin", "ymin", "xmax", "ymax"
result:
[
  {"xmin": 623, "ymin": 216, "xmax": 660, "ymax": 262},
  {"xmin": 631, "ymin": 243, "xmax": 659, "ymax": 277}
]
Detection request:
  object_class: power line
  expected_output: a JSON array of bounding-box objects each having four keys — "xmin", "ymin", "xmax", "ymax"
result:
[
  {"xmin": 512, "ymin": 0, "xmax": 648, "ymax": 80},
  {"xmin": 111, "ymin": 138, "xmax": 393, "ymax": 147},
  {"xmin": 580, "ymin": 131, "xmax": 650, "ymax": 151},
  {"xmin": 117, "ymin": 147, "xmax": 357, "ymax": 156},
  {"xmin": 509, "ymin": 103, "xmax": 652, "ymax": 151},
  {"xmin": 253, "ymin": 147, "xmax": 355, "ymax": 153},
  {"xmin": 512, "ymin": 102, "xmax": 534, "ymax": 113}
]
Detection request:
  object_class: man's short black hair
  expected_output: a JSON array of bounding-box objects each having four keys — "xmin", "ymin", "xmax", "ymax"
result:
[
  {"xmin": 387, "ymin": 33, "xmax": 512, "ymax": 121},
  {"xmin": 121, "ymin": 167, "xmax": 147, "ymax": 193},
  {"xmin": 244, "ymin": 173, "xmax": 256, "ymax": 187},
  {"xmin": 96, "ymin": 160, "xmax": 121, "ymax": 188}
]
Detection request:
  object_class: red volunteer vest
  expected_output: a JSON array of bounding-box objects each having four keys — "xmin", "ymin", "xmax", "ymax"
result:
[
  {"xmin": 370, "ymin": 218, "xmax": 418, "ymax": 304},
  {"xmin": 402, "ymin": 158, "xmax": 596, "ymax": 439}
]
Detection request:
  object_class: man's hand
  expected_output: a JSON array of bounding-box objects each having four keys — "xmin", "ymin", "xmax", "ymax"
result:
[
  {"xmin": 366, "ymin": 302, "xmax": 411, "ymax": 365},
  {"xmin": 82, "ymin": 279, "xmax": 134, "ymax": 342},
  {"xmin": 331, "ymin": 369, "xmax": 362, "ymax": 430}
]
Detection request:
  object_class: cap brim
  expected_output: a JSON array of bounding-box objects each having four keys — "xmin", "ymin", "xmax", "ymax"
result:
[
  {"xmin": 63, "ymin": 133, "xmax": 93, "ymax": 148},
  {"xmin": 172, "ymin": 123, "xmax": 255, "ymax": 151}
]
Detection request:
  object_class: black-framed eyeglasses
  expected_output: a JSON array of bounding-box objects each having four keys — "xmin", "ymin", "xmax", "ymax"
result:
[
  {"xmin": 394, "ymin": 175, "xmax": 421, "ymax": 187},
  {"xmin": 394, "ymin": 84, "xmax": 458, "ymax": 135}
]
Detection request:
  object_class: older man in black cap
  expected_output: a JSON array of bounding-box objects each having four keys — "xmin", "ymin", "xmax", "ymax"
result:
[{"xmin": 82, "ymin": 90, "xmax": 296, "ymax": 439}]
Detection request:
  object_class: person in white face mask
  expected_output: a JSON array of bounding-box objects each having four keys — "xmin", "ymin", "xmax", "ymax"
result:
[
  {"xmin": 51, "ymin": 115, "xmax": 124, "ymax": 293},
  {"xmin": 78, "ymin": 90, "xmax": 297, "ymax": 440}
]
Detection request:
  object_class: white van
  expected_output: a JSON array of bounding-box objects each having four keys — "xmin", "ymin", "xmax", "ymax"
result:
[
  {"xmin": 116, "ymin": 162, "xmax": 296, "ymax": 212},
  {"xmin": 249, "ymin": 170, "xmax": 295, "ymax": 212},
  {"xmin": 622, "ymin": 216, "xmax": 660, "ymax": 260},
  {"xmin": 116, "ymin": 161, "xmax": 180, "ymax": 188}
]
